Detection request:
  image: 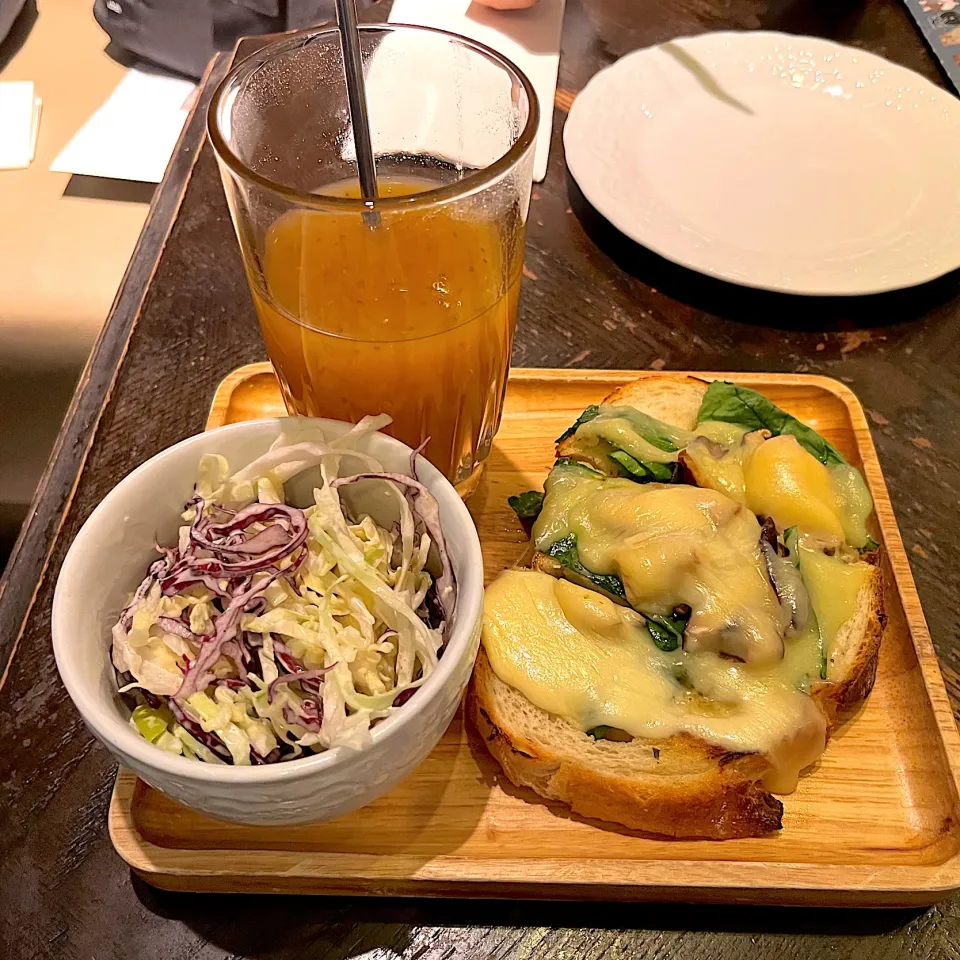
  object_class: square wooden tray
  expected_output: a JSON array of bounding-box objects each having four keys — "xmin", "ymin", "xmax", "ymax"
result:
[{"xmin": 109, "ymin": 365, "xmax": 960, "ymax": 905}]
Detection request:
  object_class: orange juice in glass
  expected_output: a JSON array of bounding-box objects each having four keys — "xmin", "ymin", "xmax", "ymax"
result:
[{"xmin": 209, "ymin": 25, "xmax": 537, "ymax": 494}]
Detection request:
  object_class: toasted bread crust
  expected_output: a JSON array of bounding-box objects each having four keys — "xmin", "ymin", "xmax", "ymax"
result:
[
  {"xmin": 557, "ymin": 375, "xmax": 708, "ymax": 465},
  {"xmin": 469, "ymin": 649, "xmax": 783, "ymax": 840},
  {"xmin": 601, "ymin": 375, "xmax": 709, "ymax": 429}
]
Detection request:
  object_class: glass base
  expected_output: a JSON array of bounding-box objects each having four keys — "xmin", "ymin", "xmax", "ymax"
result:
[
  {"xmin": 454, "ymin": 459, "xmax": 486, "ymax": 500},
  {"xmin": 277, "ymin": 366, "xmax": 491, "ymax": 500}
]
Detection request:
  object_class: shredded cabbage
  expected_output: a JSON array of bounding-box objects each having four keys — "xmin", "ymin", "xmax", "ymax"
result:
[{"xmin": 112, "ymin": 417, "xmax": 453, "ymax": 765}]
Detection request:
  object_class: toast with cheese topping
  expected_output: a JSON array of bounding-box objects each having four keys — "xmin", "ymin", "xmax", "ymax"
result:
[{"xmin": 469, "ymin": 374, "xmax": 884, "ymax": 839}]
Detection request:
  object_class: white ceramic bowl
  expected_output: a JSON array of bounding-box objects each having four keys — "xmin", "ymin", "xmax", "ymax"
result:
[{"xmin": 52, "ymin": 418, "xmax": 483, "ymax": 825}]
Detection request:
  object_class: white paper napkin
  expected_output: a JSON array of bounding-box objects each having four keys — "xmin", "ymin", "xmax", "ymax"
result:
[
  {"xmin": 50, "ymin": 69, "xmax": 196, "ymax": 183},
  {"xmin": 0, "ymin": 81, "xmax": 42, "ymax": 170},
  {"xmin": 388, "ymin": 0, "xmax": 565, "ymax": 181}
]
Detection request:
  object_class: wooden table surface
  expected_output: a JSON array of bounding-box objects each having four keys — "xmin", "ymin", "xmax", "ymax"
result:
[{"xmin": 3, "ymin": 1, "xmax": 960, "ymax": 956}]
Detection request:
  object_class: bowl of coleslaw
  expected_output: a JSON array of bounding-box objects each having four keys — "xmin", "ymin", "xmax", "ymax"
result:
[{"xmin": 52, "ymin": 415, "xmax": 483, "ymax": 825}]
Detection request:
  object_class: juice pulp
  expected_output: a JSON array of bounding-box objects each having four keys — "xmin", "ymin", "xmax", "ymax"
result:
[{"xmin": 250, "ymin": 176, "xmax": 523, "ymax": 487}]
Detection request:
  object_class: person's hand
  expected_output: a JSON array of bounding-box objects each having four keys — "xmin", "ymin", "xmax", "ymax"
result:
[{"xmin": 472, "ymin": 0, "xmax": 538, "ymax": 8}]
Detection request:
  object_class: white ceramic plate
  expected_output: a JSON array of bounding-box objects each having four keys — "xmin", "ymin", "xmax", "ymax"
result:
[{"xmin": 564, "ymin": 31, "xmax": 960, "ymax": 295}]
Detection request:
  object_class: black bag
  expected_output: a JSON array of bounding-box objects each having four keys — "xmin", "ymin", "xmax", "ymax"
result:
[
  {"xmin": 93, "ymin": 0, "xmax": 342, "ymax": 79},
  {"xmin": 0, "ymin": 0, "xmax": 27, "ymax": 47}
]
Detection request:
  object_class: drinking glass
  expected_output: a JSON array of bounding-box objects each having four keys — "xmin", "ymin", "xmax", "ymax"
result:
[{"xmin": 209, "ymin": 24, "xmax": 538, "ymax": 495}]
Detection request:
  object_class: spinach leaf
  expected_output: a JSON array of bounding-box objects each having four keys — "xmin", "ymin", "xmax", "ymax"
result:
[
  {"xmin": 697, "ymin": 382, "xmax": 846, "ymax": 466},
  {"xmin": 641, "ymin": 606, "xmax": 691, "ymax": 652},
  {"xmin": 507, "ymin": 490, "xmax": 545, "ymax": 520},
  {"xmin": 555, "ymin": 405, "xmax": 601, "ymax": 444},
  {"xmin": 605, "ymin": 405, "xmax": 693, "ymax": 451},
  {"xmin": 671, "ymin": 664, "xmax": 694, "ymax": 689},
  {"xmin": 556, "ymin": 404, "xmax": 681, "ymax": 449},
  {"xmin": 544, "ymin": 533, "xmax": 694, "ymax": 654},
  {"xmin": 782, "ymin": 525, "xmax": 800, "ymax": 565},
  {"xmin": 543, "ymin": 533, "xmax": 627, "ymax": 599},
  {"xmin": 644, "ymin": 434, "xmax": 678, "ymax": 453},
  {"xmin": 587, "ymin": 725, "xmax": 632, "ymax": 742},
  {"xmin": 609, "ymin": 450, "xmax": 679, "ymax": 483},
  {"xmin": 860, "ymin": 534, "xmax": 880, "ymax": 554},
  {"xmin": 587, "ymin": 725, "xmax": 612, "ymax": 740}
]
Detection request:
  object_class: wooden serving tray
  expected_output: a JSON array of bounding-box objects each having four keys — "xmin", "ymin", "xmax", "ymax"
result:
[{"xmin": 109, "ymin": 365, "xmax": 960, "ymax": 905}]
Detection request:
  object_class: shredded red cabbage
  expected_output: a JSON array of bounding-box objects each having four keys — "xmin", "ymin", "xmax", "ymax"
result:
[
  {"xmin": 174, "ymin": 573, "xmax": 279, "ymax": 700},
  {"xmin": 189, "ymin": 502, "xmax": 308, "ymax": 569},
  {"xmin": 169, "ymin": 699, "xmax": 233, "ymax": 762},
  {"xmin": 409, "ymin": 438, "xmax": 430, "ymax": 480},
  {"xmin": 282, "ymin": 702, "xmax": 321, "ymax": 733},
  {"xmin": 267, "ymin": 665, "xmax": 335, "ymax": 704},
  {"xmin": 156, "ymin": 617, "xmax": 199, "ymax": 641}
]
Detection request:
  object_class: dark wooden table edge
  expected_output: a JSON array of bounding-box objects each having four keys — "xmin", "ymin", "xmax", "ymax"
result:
[{"xmin": 0, "ymin": 53, "xmax": 231, "ymax": 689}]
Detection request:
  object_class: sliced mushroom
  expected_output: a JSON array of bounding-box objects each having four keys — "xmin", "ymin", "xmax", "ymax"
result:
[
  {"xmin": 683, "ymin": 618, "xmax": 785, "ymax": 665},
  {"xmin": 760, "ymin": 534, "xmax": 811, "ymax": 637}
]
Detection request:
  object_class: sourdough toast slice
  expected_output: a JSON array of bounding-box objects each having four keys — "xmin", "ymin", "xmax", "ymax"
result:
[
  {"xmin": 469, "ymin": 648, "xmax": 783, "ymax": 839},
  {"xmin": 474, "ymin": 374, "xmax": 885, "ymax": 838},
  {"xmin": 470, "ymin": 571, "xmax": 884, "ymax": 838}
]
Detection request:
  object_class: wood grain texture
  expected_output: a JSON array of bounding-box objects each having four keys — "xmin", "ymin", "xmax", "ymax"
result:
[
  {"xmin": 107, "ymin": 366, "xmax": 960, "ymax": 907},
  {"xmin": 5, "ymin": 1, "xmax": 960, "ymax": 957}
]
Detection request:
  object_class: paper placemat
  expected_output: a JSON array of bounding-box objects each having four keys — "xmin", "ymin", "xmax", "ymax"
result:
[
  {"xmin": 0, "ymin": 81, "xmax": 41, "ymax": 170},
  {"xmin": 51, "ymin": 69, "xmax": 197, "ymax": 183}
]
